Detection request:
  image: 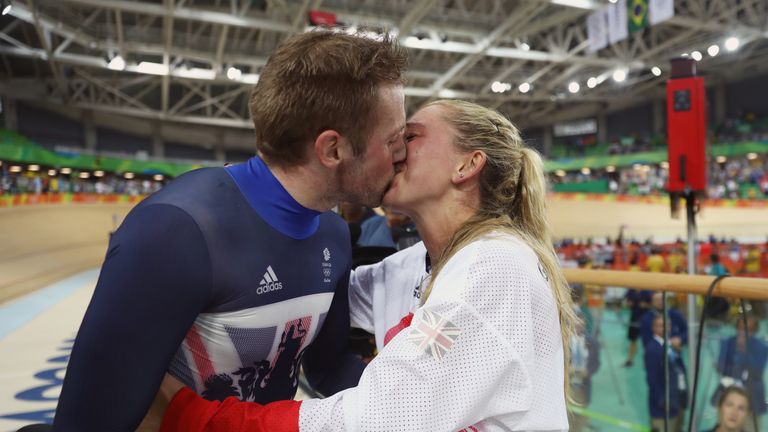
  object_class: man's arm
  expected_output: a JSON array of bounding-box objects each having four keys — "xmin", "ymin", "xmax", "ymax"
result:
[
  {"xmin": 53, "ymin": 204, "xmax": 212, "ymax": 431},
  {"xmin": 301, "ymin": 269, "xmax": 366, "ymax": 396}
]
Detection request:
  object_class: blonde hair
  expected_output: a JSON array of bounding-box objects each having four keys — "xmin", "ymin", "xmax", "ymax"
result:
[{"xmin": 421, "ymin": 99, "xmax": 579, "ymax": 401}]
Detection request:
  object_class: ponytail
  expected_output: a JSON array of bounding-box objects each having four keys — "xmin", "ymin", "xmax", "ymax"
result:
[{"xmin": 513, "ymin": 148, "xmax": 579, "ymax": 404}]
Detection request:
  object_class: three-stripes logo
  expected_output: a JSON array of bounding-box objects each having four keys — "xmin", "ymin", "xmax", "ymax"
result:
[{"xmin": 257, "ymin": 265, "xmax": 283, "ymax": 295}]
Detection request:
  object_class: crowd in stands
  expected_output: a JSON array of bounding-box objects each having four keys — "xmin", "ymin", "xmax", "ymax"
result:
[
  {"xmin": 715, "ymin": 112, "xmax": 768, "ymax": 144},
  {"xmin": 0, "ymin": 165, "xmax": 164, "ymax": 196},
  {"xmin": 555, "ymin": 112, "xmax": 768, "ymax": 159},
  {"xmin": 552, "ymin": 152, "xmax": 768, "ymax": 199},
  {"xmin": 556, "ymin": 234, "xmax": 767, "ymax": 278}
]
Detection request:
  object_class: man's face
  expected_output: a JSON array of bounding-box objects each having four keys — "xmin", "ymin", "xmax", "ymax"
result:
[
  {"xmin": 338, "ymin": 84, "xmax": 406, "ymax": 208},
  {"xmin": 652, "ymin": 293, "xmax": 664, "ymax": 310},
  {"xmin": 652, "ymin": 317, "xmax": 664, "ymax": 337}
]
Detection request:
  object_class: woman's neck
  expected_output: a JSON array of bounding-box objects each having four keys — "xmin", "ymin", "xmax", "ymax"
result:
[
  {"xmin": 408, "ymin": 199, "xmax": 476, "ymax": 266},
  {"xmin": 715, "ymin": 424, "xmax": 740, "ymax": 432}
]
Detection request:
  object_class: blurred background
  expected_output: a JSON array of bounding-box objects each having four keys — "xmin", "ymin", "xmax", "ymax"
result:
[{"xmin": 0, "ymin": 0, "xmax": 767, "ymax": 431}]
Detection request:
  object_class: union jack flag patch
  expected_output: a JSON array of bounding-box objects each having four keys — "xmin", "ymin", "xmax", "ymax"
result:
[{"xmin": 407, "ymin": 309, "xmax": 461, "ymax": 361}]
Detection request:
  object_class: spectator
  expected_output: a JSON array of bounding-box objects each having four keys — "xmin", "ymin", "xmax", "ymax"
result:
[
  {"xmin": 569, "ymin": 305, "xmax": 601, "ymax": 432},
  {"xmin": 640, "ymin": 292, "xmax": 688, "ymax": 349},
  {"xmin": 340, "ymin": 203, "xmax": 396, "ymax": 248},
  {"xmin": 715, "ymin": 316, "xmax": 768, "ymax": 429},
  {"xmin": 623, "ymin": 284, "xmax": 653, "ymax": 367},
  {"xmin": 644, "ymin": 313, "xmax": 688, "ymax": 432},
  {"xmin": 383, "ymin": 207, "xmax": 420, "ymax": 250},
  {"xmin": 707, "ymin": 385, "xmax": 752, "ymax": 432},
  {"xmin": 706, "ymin": 254, "xmax": 731, "ymax": 319}
]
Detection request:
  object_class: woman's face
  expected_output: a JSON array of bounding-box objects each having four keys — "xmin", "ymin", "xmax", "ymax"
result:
[
  {"xmin": 382, "ymin": 104, "xmax": 463, "ymax": 214},
  {"xmin": 719, "ymin": 392, "xmax": 749, "ymax": 430}
]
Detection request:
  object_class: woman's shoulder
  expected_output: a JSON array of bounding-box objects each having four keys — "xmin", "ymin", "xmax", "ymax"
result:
[{"xmin": 432, "ymin": 231, "xmax": 545, "ymax": 301}]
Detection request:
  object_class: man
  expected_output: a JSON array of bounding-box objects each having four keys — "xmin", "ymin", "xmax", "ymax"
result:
[
  {"xmin": 51, "ymin": 30, "xmax": 408, "ymax": 431},
  {"xmin": 639, "ymin": 291, "xmax": 688, "ymax": 349},
  {"xmin": 644, "ymin": 314, "xmax": 687, "ymax": 432}
]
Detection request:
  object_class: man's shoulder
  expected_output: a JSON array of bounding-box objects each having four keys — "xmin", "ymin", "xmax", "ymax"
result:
[{"xmin": 139, "ymin": 167, "xmax": 246, "ymax": 221}]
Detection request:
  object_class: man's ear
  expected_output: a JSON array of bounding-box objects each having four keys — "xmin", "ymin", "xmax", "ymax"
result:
[
  {"xmin": 452, "ymin": 150, "xmax": 486, "ymax": 184},
  {"xmin": 313, "ymin": 130, "xmax": 345, "ymax": 169}
]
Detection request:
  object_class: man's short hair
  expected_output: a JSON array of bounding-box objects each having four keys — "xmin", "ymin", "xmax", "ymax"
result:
[{"xmin": 250, "ymin": 30, "xmax": 408, "ymax": 166}]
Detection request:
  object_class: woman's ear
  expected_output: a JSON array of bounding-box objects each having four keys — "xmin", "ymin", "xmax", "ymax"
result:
[{"xmin": 453, "ymin": 150, "xmax": 486, "ymax": 184}]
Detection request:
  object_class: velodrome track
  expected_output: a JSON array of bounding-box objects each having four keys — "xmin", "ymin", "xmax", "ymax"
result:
[{"xmin": 0, "ymin": 198, "xmax": 766, "ymax": 431}]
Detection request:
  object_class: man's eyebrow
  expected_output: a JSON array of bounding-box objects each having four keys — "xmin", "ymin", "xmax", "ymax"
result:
[{"xmin": 406, "ymin": 121, "xmax": 424, "ymax": 129}]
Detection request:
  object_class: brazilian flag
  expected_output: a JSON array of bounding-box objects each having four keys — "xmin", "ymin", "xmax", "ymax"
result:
[{"xmin": 628, "ymin": 0, "xmax": 648, "ymax": 33}]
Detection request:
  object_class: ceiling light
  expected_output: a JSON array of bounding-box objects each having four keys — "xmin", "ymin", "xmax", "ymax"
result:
[
  {"xmin": 136, "ymin": 62, "xmax": 169, "ymax": 76},
  {"xmin": 606, "ymin": 165, "xmax": 616, "ymax": 172},
  {"xmin": 79, "ymin": 172, "xmax": 90, "ymax": 179},
  {"xmin": 28, "ymin": 164, "xmax": 40, "ymax": 172},
  {"xmin": 491, "ymin": 81, "xmax": 504, "ymax": 93},
  {"xmin": 107, "ymin": 55, "xmax": 126, "ymax": 71},
  {"xmin": 651, "ymin": 66, "xmax": 661, "ymax": 76},
  {"xmin": 715, "ymin": 155, "xmax": 727, "ymax": 163},
  {"xmin": 241, "ymin": 73, "xmax": 259, "ymax": 84},
  {"xmin": 10, "ymin": 165, "xmax": 21, "ymax": 173},
  {"xmin": 568, "ymin": 81, "xmax": 580, "ymax": 93},
  {"xmin": 612, "ymin": 68, "xmax": 627, "ymax": 82},
  {"xmin": 724, "ymin": 37, "xmax": 740, "ymax": 51},
  {"xmin": 153, "ymin": 174, "xmax": 164, "ymax": 181},
  {"xmin": 175, "ymin": 67, "xmax": 216, "ymax": 80},
  {"xmin": 94, "ymin": 170, "xmax": 105, "ymax": 177},
  {"xmin": 660, "ymin": 161, "xmax": 669, "ymax": 169},
  {"xmin": 691, "ymin": 51, "xmax": 702, "ymax": 61},
  {"xmin": 48, "ymin": 169, "xmax": 57, "ymax": 176},
  {"xmin": 438, "ymin": 89, "xmax": 457, "ymax": 98},
  {"xmin": 226, "ymin": 66, "xmax": 242, "ymax": 80},
  {"xmin": 587, "ymin": 77, "xmax": 597, "ymax": 88},
  {"xmin": 518, "ymin": 82, "xmax": 531, "ymax": 93},
  {"xmin": 707, "ymin": 44, "xmax": 720, "ymax": 57},
  {"xmin": 2, "ymin": 1, "xmax": 12, "ymax": 16},
  {"xmin": 124, "ymin": 172, "xmax": 135, "ymax": 179},
  {"xmin": 60, "ymin": 167, "xmax": 72, "ymax": 174},
  {"xmin": 555, "ymin": 170, "xmax": 566, "ymax": 177},
  {"xmin": 747, "ymin": 152, "xmax": 758, "ymax": 160},
  {"xmin": 681, "ymin": 52, "xmax": 689, "ymax": 58},
  {"xmin": 520, "ymin": 42, "xmax": 530, "ymax": 51},
  {"xmin": 581, "ymin": 167, "xmax": 591, "ymax": 175}
]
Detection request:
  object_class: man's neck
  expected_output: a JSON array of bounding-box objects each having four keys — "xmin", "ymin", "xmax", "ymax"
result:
[{"xmin": 266, "ymin": 157, "xmax": 334, "ymax": 213}]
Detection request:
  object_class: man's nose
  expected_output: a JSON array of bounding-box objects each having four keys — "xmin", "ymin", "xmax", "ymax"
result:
[{"xmin": 392, "ymin": 138, "xmax": 407, "ymax": 163}]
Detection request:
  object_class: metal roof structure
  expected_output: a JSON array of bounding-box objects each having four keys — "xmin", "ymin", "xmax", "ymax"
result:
[{"xmin": 0, "ymin": 0, "xmax": 766, "ymax": 144}]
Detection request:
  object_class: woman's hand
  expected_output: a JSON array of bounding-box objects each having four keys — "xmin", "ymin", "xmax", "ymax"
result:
[{"xmin": 136, "ymin": 374, "xmax": 188, "ymax": 431}]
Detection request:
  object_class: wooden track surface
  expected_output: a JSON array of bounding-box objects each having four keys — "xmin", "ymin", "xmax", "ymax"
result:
[
  {"xmin": 0, "ymin": 204, "xmax": 133, "ymax": 304},
  {"xmin": 548, "ymin": 198, "xmax": 768, "ymax": 241},
  {"xmin": 0, "ymin": 197, "xmax": 766, "ymax": 304}
]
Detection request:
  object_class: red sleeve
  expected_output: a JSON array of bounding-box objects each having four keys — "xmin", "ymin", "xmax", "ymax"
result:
[{"xmin": 160, "ymin": 387, "xmax": 302, "ymax": 432}]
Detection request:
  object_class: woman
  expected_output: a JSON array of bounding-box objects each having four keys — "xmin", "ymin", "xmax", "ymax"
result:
[
  {"xmin": 157, "ymin": 100, "xmax": 578, "ymax": 431},
  {"xmin": 707, "ymin": 386, "xmax": 751, "ymax": 432}
]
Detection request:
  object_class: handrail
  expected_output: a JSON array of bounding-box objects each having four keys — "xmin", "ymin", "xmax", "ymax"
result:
[{"xmin": 563, "ymin": 268, "xmax": 768, "ymax": 300}]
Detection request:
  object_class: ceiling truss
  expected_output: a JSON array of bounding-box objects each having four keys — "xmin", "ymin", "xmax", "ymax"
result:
[{"xmin": 0, "ymin": 0, "xmax": 765, "ymax": 135}]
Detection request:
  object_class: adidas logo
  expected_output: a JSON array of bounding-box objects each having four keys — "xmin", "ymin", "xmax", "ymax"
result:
[{"xmin": 257, "ymin": 265, "xmax": 283, "ymax": 295}]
